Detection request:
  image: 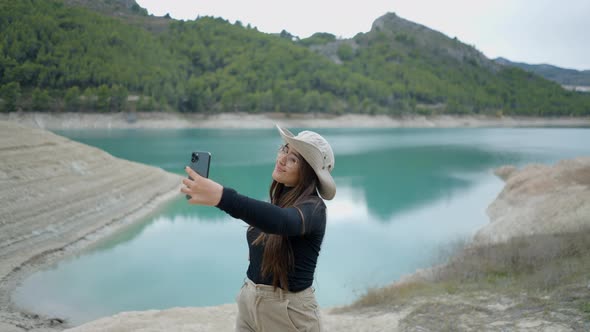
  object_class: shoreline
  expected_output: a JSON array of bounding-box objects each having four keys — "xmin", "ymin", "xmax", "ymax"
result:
[
  {"xmin": 1, "ymin": 119, "xmax": 589, "ymax": 331},
  {"xmin": 2, "ymin": 111, "xmax": 590, "ymax": 129},
  {"xmin": 65, "ymin": 157, "xmax": 590, "ymax": 332},
  {"xmin": 1, "ymin": 188, "xmax": 181, "ymax": 331},
  {"xmin": 0, "ymin": 121, "xmax": 184, "ymax": 331}
]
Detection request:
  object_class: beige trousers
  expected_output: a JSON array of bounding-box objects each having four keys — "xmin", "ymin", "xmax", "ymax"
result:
[{"xmin": 235, "ymin": 278, "xmax": 323, "ymax": 332}]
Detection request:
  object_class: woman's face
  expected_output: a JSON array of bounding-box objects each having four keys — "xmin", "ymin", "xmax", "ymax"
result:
[{"xmin": 272, "ymin": 144, "xmax": 301, "ymax": 187}]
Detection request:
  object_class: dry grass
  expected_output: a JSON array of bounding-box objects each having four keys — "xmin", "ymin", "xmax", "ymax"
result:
[
  {"xmin": 349, "ymin": 281, "xmax": 435, "ymax": 308},
  {"xmin": 440, "ymin": 229, "xmax": 590, "ymax": 289},
  {"xmin": 349, "ymin": 228, "xmax": 590, "ymax": 309},
  {"xmin": 338, "ymin": 230, "xmax": 590, "ymax": 330}
]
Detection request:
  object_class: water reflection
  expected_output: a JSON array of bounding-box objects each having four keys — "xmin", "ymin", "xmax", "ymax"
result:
[
  {"xmin": 13, "ymin": 214, "xmax": 248, "ymax": 326},
  {"xmin": 13, "ymin": 177, "xmax": 502, "ymax": 325},
  {"xmin": 53, "ymin": 127, "xmax": 537, "ymax": 221},
  {"xmin": 318, "ymin": 177, "xmax": 504, "ymax": 306},
  {"xmin": 336, "ymin": 145, "xmax": 524, "ymax": 220}
]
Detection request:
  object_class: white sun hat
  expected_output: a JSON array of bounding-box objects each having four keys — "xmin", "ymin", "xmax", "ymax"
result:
[{"xmin": 276, "ymin": 124, "xmax": 336, "ymax": 200}]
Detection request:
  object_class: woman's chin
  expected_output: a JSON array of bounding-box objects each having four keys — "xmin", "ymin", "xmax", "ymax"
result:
[
  {"xmin": 271, "ymin": 171, "xmax": 281, "ymax": 182},
  {"xmin": 272, "ymin": 172, "xmax": 290, "ymax": 186}
]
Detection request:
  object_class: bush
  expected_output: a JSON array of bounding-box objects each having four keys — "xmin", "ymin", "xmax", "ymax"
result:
[
  {"xmin": 31, "ymin": 88, "xmax": 51, "ymax": 111},
  {"xmin": 337, "ymin": 44, "xmax": 354, "ymax": 61},
  {"xmin": 0, "ymin": 82, "xmax": 21, "ymax": 112},
  {"xmin": 64, "ymin": 86, "xmax": 81, "ymax": 112}
]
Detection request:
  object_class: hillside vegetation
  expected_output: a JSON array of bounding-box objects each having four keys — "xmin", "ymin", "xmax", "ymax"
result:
[
  {"xmin": 1, "ymin": 0, "xmax": 589, "ymax": 116},
  {"xmin": 495, "ymin": 57, "xmax": 590, "ymax": 87}
]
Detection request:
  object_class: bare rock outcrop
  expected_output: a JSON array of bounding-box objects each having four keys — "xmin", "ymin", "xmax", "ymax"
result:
[{"xmin": 474, "ymin": 157, "xmax": 590, "ymax": 245}]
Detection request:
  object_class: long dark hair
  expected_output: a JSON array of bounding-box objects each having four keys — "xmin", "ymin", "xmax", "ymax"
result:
[{"xmin": 251, "ymin": 151, "xmax": 319, "ymax": 290}]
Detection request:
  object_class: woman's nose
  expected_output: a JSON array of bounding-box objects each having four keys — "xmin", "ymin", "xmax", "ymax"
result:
[{"xmin": 278, "ymin": 154, "xmax": 287, "ymax": 165}]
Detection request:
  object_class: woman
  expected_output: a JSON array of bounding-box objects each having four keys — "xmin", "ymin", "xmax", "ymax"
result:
[{"xmin": 180, "ymin": 125, "xmax": 336, "ymax": 332}]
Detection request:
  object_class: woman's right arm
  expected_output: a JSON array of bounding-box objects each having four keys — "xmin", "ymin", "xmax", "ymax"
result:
[
  {"xmin": 181, "ymin": 166, "xmax": 323, "ymax": 236},
  {"xmin": 216, "ymin": 187, "xmax": 311, "ymax": 236},
  {"xmin": 181, "ymin": 166, "xmax": 223, "ymax": 206}
]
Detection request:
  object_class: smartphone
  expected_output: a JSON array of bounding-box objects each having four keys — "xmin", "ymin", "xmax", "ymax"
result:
[{"xmin": 186, "ymin": 151, "xmax": 211, "ymax": 200}]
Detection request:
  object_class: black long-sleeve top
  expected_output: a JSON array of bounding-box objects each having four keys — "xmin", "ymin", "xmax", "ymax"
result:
[{"xmin": 216, "ymin": 187, "xmax": 327, "ymax": 292}]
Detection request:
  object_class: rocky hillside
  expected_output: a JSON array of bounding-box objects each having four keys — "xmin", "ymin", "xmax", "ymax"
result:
[
  {"xmin": 60, "ymin": 0, "xmax": 171, "ymax": 33},
  {"xmin": 370, "ymin": 13, "xmax": 493, "ymax": 69},
  {"xmin": 62, "ymin": 0, "xmax": 145, "ymax": 17},
  {"xmin": 2, "ymin": 1, "xmax": 589, "ymax": 115},
  {"xmin": 495, "ymin": 57, "xmax": 590, "ymax": 87},
  {"xmin": 474, "ymin": 158, "xmax": 590, "ymax": 245},
  {"xmin": 300, "ymin": 13, "xmax": 590, "ymax": 116}
]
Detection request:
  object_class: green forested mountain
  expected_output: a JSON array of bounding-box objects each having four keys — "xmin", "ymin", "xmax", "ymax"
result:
[
  {"xmin": 1, "ymin": 0, "xmax": 589, "ymax": 115},
  {"xmin": 303, "ymin": 14, "xmax": 590, "ymax": 116},
  {"xmin": 495, "ymin": 57, "xmax": 590, "ymax": 87}
]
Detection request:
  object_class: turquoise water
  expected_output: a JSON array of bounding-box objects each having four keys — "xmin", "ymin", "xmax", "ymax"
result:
[{"xmin": 12, "ymin": 127, "xmax": 590, "ymax": 325}]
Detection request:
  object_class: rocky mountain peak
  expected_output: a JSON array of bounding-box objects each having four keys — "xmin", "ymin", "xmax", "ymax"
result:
[
  {"xmin": 62, "ymin": 0, "xmax": 147, "ymax": 17},
  {"xmin": 371, "ymin": 12, "xmax": 430, "ymax": 33}
]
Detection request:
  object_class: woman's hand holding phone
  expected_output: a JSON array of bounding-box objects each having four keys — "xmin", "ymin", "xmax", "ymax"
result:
[{"xmin": 181, "ymin": 166, "xmax": 223, "ymax": 206}]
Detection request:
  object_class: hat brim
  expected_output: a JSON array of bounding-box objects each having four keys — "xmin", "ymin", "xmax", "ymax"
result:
[{"xmin": 276, "ymin": 125, "xmax": 336, "ymax": 200}]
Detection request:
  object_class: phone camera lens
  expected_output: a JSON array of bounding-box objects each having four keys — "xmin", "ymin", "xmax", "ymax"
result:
[{"xmin": 191, "ymin": 153, "xmax": 199, "ymax": 163}]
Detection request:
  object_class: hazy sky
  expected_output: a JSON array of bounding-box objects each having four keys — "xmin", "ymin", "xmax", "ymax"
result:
[{"xmin": 136, "ymin": 0, "xmax": 590, "ymax": 70}]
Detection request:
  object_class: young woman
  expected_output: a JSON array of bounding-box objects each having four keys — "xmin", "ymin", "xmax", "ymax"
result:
[{"xmin": 181, "ymin": 125, "xmax": 336, "ymax": 332}]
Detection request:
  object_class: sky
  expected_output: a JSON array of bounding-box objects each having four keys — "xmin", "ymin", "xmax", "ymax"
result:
[{"xmin": 136, "ymin": 0, "xmax": 590, "ymax": 70}]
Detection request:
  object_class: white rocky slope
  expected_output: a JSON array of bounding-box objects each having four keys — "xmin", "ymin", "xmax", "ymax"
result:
[
  {"xmin": 474, "ymin": 157, "xmax": 590, "ymax": 245},
  {"xmin": 0, "ymin": 121, "xmax": 183, "ymax": 331}
]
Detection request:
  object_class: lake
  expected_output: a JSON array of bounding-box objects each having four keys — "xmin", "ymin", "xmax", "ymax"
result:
[{"xmin": 12, "ymin": 127, "xmax": 590, "ymax": 325}]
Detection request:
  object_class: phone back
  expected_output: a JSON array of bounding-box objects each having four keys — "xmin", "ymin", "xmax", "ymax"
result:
[
  {"xmin": 186, "ymin": 151, "xmax": 211, "ymax": 200},
  {"xmin": 189, "ymin": 151, "xmax": 211, "ymax": 178}
]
